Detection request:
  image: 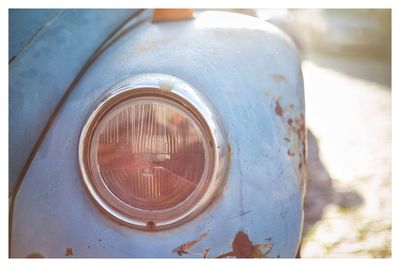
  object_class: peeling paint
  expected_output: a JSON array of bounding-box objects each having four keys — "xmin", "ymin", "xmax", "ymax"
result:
[
  {"xmin": 172, "ymin": 230, "xmax": 209, "ymax": 256},
  {"xmin": 65, "ymin": 248, "xmax": 73, "ymax": 256},
  {"xmin": 264, "ymin": 86, "xmax": 306, "ymax": 189},
  {"xmin": 202, "ymin": 248, "xmax": 211, "ymax": 258},
  {"xmin": 272, "ymin": 98, "xmax": 307, "ymax": 188},
  {"xmin": 275, "ymin": 100, "xmax": 283, "ymax": 117},
  {"xmin": 217, "ymin": 231, "xmax": 273, "ymax": 258}
]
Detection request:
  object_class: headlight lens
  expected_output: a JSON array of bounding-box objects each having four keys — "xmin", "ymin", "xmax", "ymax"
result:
[
  {"xmin": 79, "ymin": 74, "xmax": 228, "ymax": 230},
  {"xmin": 92, "ymin": 97, "xmax": 212, "ymax": 211}
]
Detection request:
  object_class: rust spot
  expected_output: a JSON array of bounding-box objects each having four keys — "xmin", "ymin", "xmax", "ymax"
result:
[
  {"xmin": 272, "ymin": 74, "xmax": 287, "ymax": 83},
  {"xmin": 147, "ymin": 221, "xmax": 156, "ymax": 231},
  {"xmin": 202, "ymin": 248, "xmax": 211, "ymax": 258},
  {"xmin": 65, "ymin": 248, "xmax": 73, "ymax": 257},
  {"xmin": 275, "ymin": 100, "xmax": 283, "ymax": 117},
  {"xmin": 217, "ymin": 231, "xmax": 273, "ymax": 258},
  {"xmin": 274, "ymin": 99, "xmax": 306, "ymax": 188},
  {"xmin": 172, "ymin": 231, "xmax": 209, "ymax": 256},
  {"xmin": 296, "ymin": 114, "xmax": 306, "ymax": 133},
  {"xmin": 25, "ymin": 252, "xmax": 44, "ymax": 258},
  {"xmin": 232, "ymin": 231, "xmax": 254, "ymax": 257},
  {"xmin": 295, "ymin": 114, "xmax": 306, "ymax": 165}
]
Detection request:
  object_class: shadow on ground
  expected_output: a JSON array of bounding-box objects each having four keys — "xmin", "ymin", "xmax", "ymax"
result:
[{"xmin": 302, "ymin": 129, "xmax": 364, "ymax": 237}]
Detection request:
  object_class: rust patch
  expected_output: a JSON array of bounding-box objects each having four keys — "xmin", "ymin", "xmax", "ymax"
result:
[
  {"xmin": 217, "ymin": 231, "xmax": 273, "ymax": 258},
  {"xmin": 272, "ymin": 74, "xmax": 287, "ymax": 83},
  {"xmin": 295, "ymin": 114, "xmax": 306, "ymax": 165},
  {"xmin": 202, "ymin": 248, "xmax": 211, "ymax": 258},
  {"xmin": 232, "ymin": 231, "xmax": 254, "ymax": 257},
  {"xmin": 65, "ymin": 248, "xmax": 73, "ymax": 257},
  {"xmin": 275, "ymin": 100, "xmax": 283, "ymax": 117},
  {"xmin": 172, "ymin": 231, "xmax": 209, "ymax": 256},
  {"xmin": 25, "ymin": 252, "xmax": 44, "ymax": 258},
  {"xmin": 273, "ymin": 97, "xmax": 306, "ymax": 188}
]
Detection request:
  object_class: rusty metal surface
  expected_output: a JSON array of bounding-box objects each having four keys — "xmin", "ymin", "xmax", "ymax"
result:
[{"xmin": 11, "ymin": 11, "xmax": 305, "ymax": 258}]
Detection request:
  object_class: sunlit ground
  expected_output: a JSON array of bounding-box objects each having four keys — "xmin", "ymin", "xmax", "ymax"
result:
[{"xmin": 300, "ymin": 51, "xmax": 391, "ymax": 257}]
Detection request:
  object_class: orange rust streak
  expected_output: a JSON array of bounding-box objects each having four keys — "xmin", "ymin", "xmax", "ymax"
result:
[
  {"xmin": 172, "ymin": 231, "xmax": 209, "ymax": 256},
  {"xmin": 202, "ymin": 248, "xmax": 211, "ymax": 258},
  {"xmin": 153, "ymin": 9, "xmax": 193, "ymax": 22}
]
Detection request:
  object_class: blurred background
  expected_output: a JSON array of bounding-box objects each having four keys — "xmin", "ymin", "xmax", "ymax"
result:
[{"xmin": 212, "ymin": 9, "xmax": 392, "ymax": 257}]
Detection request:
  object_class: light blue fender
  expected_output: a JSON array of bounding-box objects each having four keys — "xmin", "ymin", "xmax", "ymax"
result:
[
  {"xmin": 9, "ymin": 9, "xmax": 139, "ymax": 192},
  {"xmin": 11, "ymin": 11, "xmax": 306, "ymax": 258}
]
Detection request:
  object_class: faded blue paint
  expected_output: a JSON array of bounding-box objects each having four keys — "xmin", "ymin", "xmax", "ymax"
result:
[
  {"xmin": 11, "ymin": 11, "xmax": 305, "ymax": 258},
  {"xmin": 9, "ymin": 9, "xmax": 61, "ymax": 60},
  {"xmin": 9, "ymin": 9, "xmax": 138, "ymax": 192}
]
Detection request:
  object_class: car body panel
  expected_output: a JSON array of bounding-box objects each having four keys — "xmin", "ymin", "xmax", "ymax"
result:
[
  {"xmin": 11, "ymin": 11, "xmax": 305, "ymax": 258},
  {"xmin": 9, "ymin": 9, "xmax": 139, "ymax": 192},
  {"xmin": 9, "ymin": 9, "xmax": 61, "ymax": 60}
]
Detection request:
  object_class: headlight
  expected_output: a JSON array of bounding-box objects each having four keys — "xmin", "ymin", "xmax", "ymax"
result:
[{"xmin": 79, "ymin": 74, "xmax": 228, "ymax": 230}]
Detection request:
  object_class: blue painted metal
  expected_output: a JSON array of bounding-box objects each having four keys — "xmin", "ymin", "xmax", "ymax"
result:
[
  {"xmin": 9, "ymin": 9, "xmax": 138, "ymax": 193},
  {"xmin": 11, "ymin": 11, "xmax": 305, "ymax": 258},
  {"xmin": 9, "ymin": 9, "xmax": 61, "ymax": 60}
]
